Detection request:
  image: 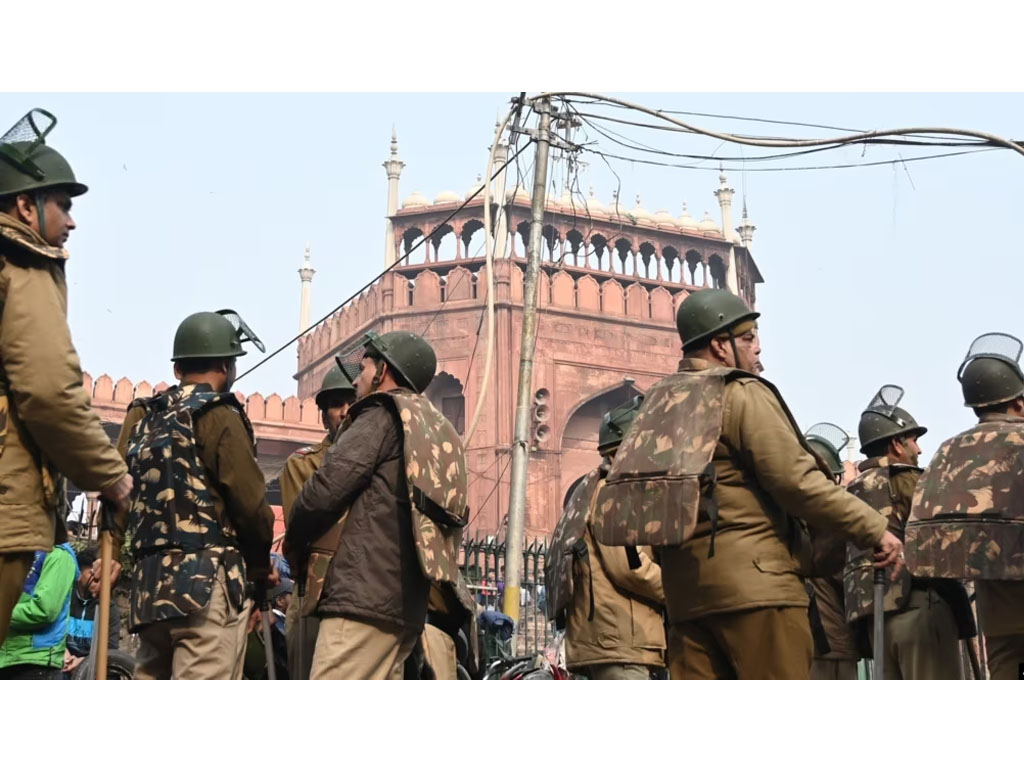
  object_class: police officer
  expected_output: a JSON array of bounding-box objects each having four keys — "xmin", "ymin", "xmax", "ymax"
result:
[
  {"xmin": 844, "ymin": 387, "xmax": 969, "ymax": 679},
  {"xmin": 279, "ymin": 364, "xmax": 356, "ymax": 680},
  {"xmin": 592, "ymin": 289, "xmax": 904, "ymax": 679},
  {"xmin": 0, "ymin": 110, "xmax": 132, "ymax": 643},
  {"xmin": 114, "ymin": 310, "xmax": 275, "ymax": 679},
  {"xmin": 548, "ymin": 396, "xmax": 666, "ymax": 680},
  {"xmin": 804, "ymin": 423, "xmax": 861, "ymax": 680},
  {"xmin": 286, "ymin": 330, "xmax": 469, "ymax": 680},
  {"xmin": 907, "ymin": 333, "xmax": 1024, "ymax": 679}
]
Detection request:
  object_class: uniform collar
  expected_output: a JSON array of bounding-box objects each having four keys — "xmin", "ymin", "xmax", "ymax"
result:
[
  {"xmin": 0, "ymin": 211, "xmax": 69, "ymax": 262},
  {"xmin": 978, "ymin": 413, "xmax": 1024, "ymax": 424}
]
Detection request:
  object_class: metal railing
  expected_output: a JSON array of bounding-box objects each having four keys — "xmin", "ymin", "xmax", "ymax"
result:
[{"xmin": 460, "ymin": 536, "xmax": 553, "ymax": 656}]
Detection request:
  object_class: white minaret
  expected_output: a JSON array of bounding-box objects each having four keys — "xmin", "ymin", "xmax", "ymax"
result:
[
  {"xmin": 714, "ymin": 171, "xmax": 735, "ymax": 239},
  {"xmin": 737, "ymin": 201, "xmax": 757, "ymax": 249},
  {"xmin": 298, "ymin": 242, "xmax": 315, "ymax": 333},
  {"xmin": 383, "ymin": 127, "xmax": 405, "ymax": 266}
]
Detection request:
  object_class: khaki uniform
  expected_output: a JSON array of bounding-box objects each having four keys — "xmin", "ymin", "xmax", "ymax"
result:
[
  {"xmin": 0, "ymin": 214, "xmax": 128, "ymax": 642},
  {"xmin": 421, "ymin": 624, "xmax": 458, "ymax": 680},
  {"xmin": 117, "ymin": 399, "xmax": 273, "ymax": 679},
  {"xmin": 565, "ymin": 478, "xmax": 666, "ymax": 679},
  {"xmin": 808, "ymin": 576, "xmax": 859, "ymax": 680},
  {"xmin": 660, "ymin": 358, "xmax": 887, "ymax": 680},
  {"xmin": 971, "ymin": 415, "xmax": 1024, "ymax": 681},
  {"xmin": 849, "ymin": 458, "xmax": 962, "ymax": 680},
  {"xmin": 279, "ymin": 437, "xmax": 329, "ymax": 680},
  {"xmin": 977, "ymin": 581, "xmax": 1024, "ymax": 680}
]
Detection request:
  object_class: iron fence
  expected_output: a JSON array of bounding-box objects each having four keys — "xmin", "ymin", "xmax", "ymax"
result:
[{"xmin": 460, "ymin": 536, "xmax": 553, "ymax": 656}]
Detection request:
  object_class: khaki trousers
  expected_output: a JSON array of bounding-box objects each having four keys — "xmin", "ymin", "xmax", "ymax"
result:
[
  {"xmin": 870, "ymin": 587, "xmax": 962, "ymax": 680},
  {"xmin": 668, "ymin": 606, "xmax": 813, "ymax": 680},
  {"xmin": 421, "ymin": 625, "xmax": 457, "ymax": 680},
  {"xmin": 810, "ymin": 659, "xmax": 859, "ymax": 680},
  {"xmin": 285, "ymin": 590, "xmax": 320, "ymax": 680},
  {"xmin": 0, "ymin": 553, "xmax": 33, "ymax": 644},
  {"xmin": 311, "ymin": 616, "xmax": 419, "ymax": 680},
  {"xmin": 580, "ymin": 663, "xmax": 652, "ymax": 680},
  {"xmin": 134, "ymin": 567, "xmax": 250, "ymax": 680},
  {"xmin": 984, "ymin": 633, "xmax": 1024, "ymax": 680}
]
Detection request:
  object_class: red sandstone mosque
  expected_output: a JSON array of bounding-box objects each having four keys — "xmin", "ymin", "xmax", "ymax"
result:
[{"xmin": 84, "ymin": 127, "xmax": 766, "ymax": 540}]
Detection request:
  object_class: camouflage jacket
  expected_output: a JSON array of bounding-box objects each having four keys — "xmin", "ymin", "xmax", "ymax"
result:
[
  {"xmin": 546, "ymin": 468, "xmax": 603, "ymax": 627},
  {"xmin": 591, "ymin": 366, "xmax": 734, "ymax": 548},
  {"xmin": 907, "ymin": 414, "xmax": 1024, "ymax": 581},
  {"xmin": 842, "ymin": 457, "xmax": 918, "ymax": 622},
  {"xmin": 122, "ymin": 384, "xmax": 252, "ymax": 629}
]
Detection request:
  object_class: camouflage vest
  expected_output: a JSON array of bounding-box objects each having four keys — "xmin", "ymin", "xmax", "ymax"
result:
[
  {"xmin": 124, "ymin": 383, "xmax": 251, "ymax": 629},
  {"xmin": 545, "ymin": 468, "xmax": 602, "ymax": 628},
  {"xmin": 842, "ymin": 462, "xmax": 918, "ymax": 622},
  {"xmin": 906, "ymin": 419, "xmax": 1024, "ymax": 581},
  {"xmin": 307, "ymin": 389, "xmax": 469, "ymax": 592}
]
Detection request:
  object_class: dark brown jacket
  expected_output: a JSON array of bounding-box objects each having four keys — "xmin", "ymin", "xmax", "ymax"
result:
[{"xmin": 288, "ymin": 396, "xmax": 428, "ymax": 631}]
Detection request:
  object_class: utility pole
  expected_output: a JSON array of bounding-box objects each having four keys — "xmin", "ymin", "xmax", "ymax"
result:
[{"xmin": 502, "ymin": 97, "xmax": 552, "ymax": 636}]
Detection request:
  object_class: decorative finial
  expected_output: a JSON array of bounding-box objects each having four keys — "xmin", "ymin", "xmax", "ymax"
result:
[
  {"xmin": 681, "ymin": 201, "xmax": 688, "ymax": 214},
  {"xmin": 589, "ymin": 185, "xmax": 594, "ymax": 198},
  {"xmin": 635, "ymin": 194, "xmax": 642, "ymax": 206},
  {"xmin": 390, "ymin": 126, "xmax": 398, "ymax": 156},
  {"xmin": 304, "ymin": 241, "xmax": 311, "ymax": 263}
]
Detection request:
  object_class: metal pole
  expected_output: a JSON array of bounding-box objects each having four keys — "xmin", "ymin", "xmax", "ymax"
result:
[
  {"xmin": 95, "ymin": 500, "xmax": 114, "ymax": 680},
  {"xmin": 873, "ymin": 567, "xmax": 886, "ymax": 680},
  {"xmin": 502, "ymin": 97, "xmax": 552, "ymax": 638}
]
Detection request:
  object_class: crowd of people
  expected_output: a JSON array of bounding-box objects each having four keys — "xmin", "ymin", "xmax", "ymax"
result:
[{"xmin": 1, "ymin": 107, "xmax": 1020, "ymax": 681}]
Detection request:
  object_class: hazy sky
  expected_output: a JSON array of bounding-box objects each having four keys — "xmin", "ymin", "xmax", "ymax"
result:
[{"xmin": 6, "ymin": 92, "xmax": 1022, "ymax": 459}]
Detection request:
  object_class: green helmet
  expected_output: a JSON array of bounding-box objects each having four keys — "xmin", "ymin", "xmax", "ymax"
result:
[
  {"xmin": 957, "ymin": 332, "xmax": 1024, "ymax": 408},
  {"xmin": 676, "ymin": 289, "xmax": 759, "ymax": 352},
  {"xmin": 172, "ymin": 309, "xmax": 265, "ymax": 361},
  {"xmin": 858, "ymin": 385, "xmax": 927, "ymax": 456},
  {"xmin": 315, "ymin": 364, "xmax": 355, "ymax": 407},
  {"xmin": 598, "ymin": 395, "xmax": 645, "ymax": 454},
  {"xmin": 804, "ymin": 422, "xmax": 849, "ymax": 479},
  {"xmin": 0, "ymin": 110, "xmax": 87, "ymax": 198},
  {"xmin": 337, "ymin": 329, "xmax": 436, "ymax": 394}
]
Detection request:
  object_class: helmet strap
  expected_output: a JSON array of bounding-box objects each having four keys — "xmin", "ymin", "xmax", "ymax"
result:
[
  {"xmin": 728, "ymin": 331, "xmax": 740, "ymax": 369},
  {"xmin": 34, "ymin": 190, "xmax": 46, "ymax": 240},
  {"xmin": 370, "ymin": 358, "xmax": 387, "ymax": 392}
]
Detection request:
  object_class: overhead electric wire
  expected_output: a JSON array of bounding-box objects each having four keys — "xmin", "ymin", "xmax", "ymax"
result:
[
  {"xmin": 563, "ymin": 96, "xmax": 1006, "ymax": 144},
  {"xmin": 572, "ymin": 108, "xmax": 990, "ymax": 151},
  {"xmin": 234, "ymin": 136, "xmax": 534, "ymax": 384},
  {"xmin": 582, "ymin": 145, "xmax": 999, "ymax": 173}
]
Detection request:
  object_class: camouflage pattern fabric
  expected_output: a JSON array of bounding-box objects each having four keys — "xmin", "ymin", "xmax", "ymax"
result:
[
  {"xmin": 591, "ymin": 370, "xmax": 726, "ymax": 547},
  {"xmin": 300, "ymin": 518, "xmax": 344, "ymax": 618},
  {"xmin": 0, "ymin": 219, "xmax": 68, "ymax": 262},
  {"xmin": 843, "ymin": 464, "xmax": 917, "ymax": 622},
  {"xmin": 546, "ymin": 469, "xmax": 602, "ymax": 623},
  {"xmin": 123, "ymin": 383, "xmax": 250, "ymax": 630},
  {"xmin": 907, "ymin": 420, "xmax": 1024, "ymax": 580},
  {"xmin": 377, "ymin": 391, "xmax": 468, "ymax": 583}
]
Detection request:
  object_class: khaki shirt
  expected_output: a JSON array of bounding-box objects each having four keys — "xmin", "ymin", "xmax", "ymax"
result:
[
  {"xmin": 116, "ymin": 398, "xmax": 274, "ymax": 579},
  {"xmin": 279, "ymin": 436, "xmax": 329, "ymax": 525},
  {"xmin": 660, "ymin": 358, "xmax": 887, "ymax": 622},
  {"xmin": 0, "ymin": 214, "xmax": 127, "ymax": 554}
]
